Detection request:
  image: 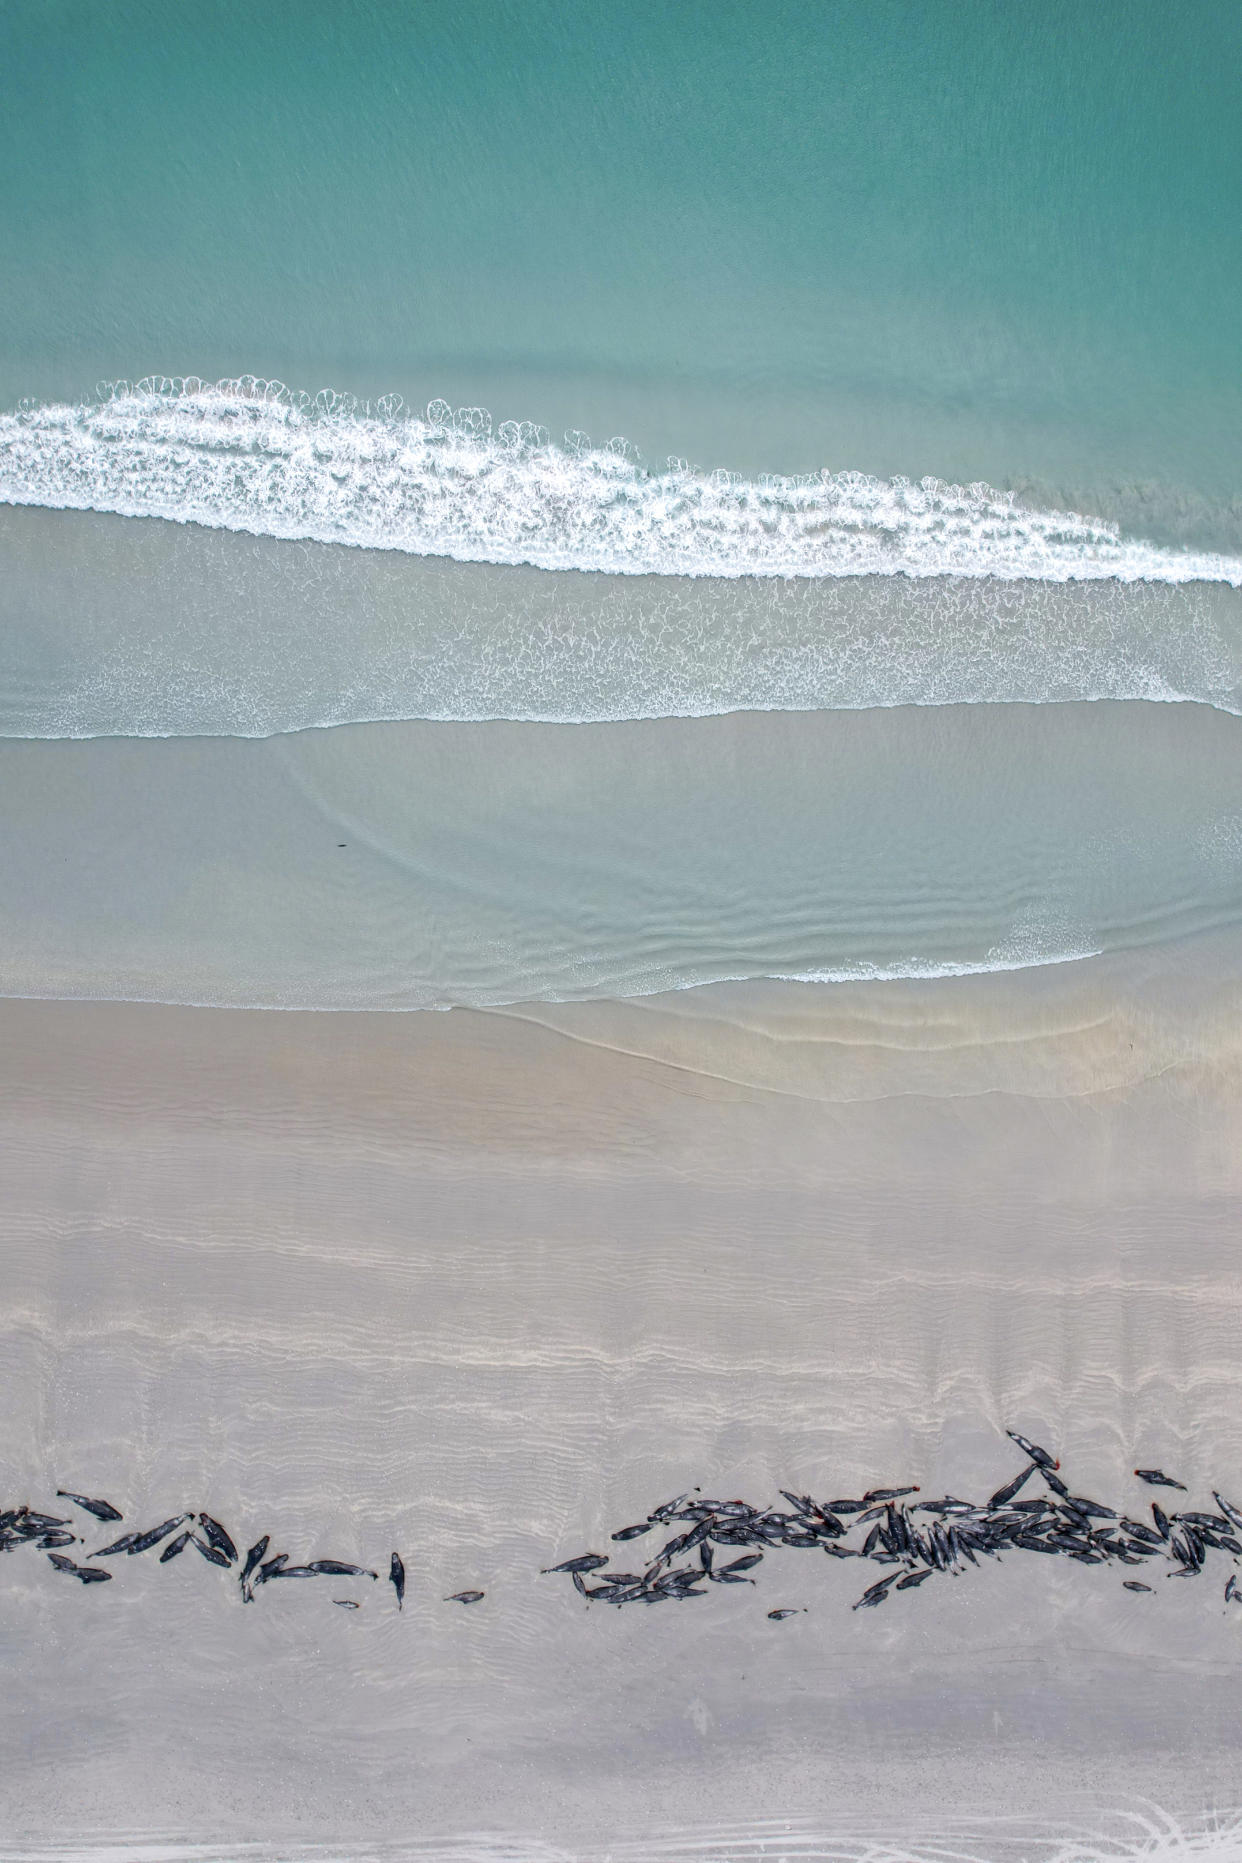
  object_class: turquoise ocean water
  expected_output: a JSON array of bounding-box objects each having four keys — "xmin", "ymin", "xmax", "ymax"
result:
[
  {"xmin": 3, "ymin": 0, "xmax": 1242, "ymax": 534},
  {"xmin": 2, "ymin": 0, "xmax": 1242, "ymax": 1004}
]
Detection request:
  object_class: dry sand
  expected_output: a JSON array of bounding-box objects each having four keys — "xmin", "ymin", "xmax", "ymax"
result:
[{"xmin": 3, "ymin": 943, "xmax": 1242, "ymax": 1856}]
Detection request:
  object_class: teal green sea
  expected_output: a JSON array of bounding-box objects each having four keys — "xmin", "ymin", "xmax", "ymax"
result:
[{"xmin": 3, "ymin": 0, "xmax": 1241, "ymax": 542}]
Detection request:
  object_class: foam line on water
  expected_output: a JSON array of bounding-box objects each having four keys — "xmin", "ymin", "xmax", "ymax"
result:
[
  {"xmin": 0, "ymin": 944, "xmax": 1105, "ymax": 1015},
  {"xmin": 4, "ymin": 1809, "xmax": 1242, "ymax": 1862},
  {"xmin": 3, "ymin": 379, "xmax": 1242, "ymax": 584}
]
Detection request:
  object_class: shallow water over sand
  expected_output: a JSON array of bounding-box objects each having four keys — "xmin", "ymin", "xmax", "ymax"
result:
[
  {"xmin": 2, "ymin": 702, "xmax": 1242, "ymax": 1008},
  {"xmin": 6, "ymin": 508, "xmax": 1242, "ymax": 739}
]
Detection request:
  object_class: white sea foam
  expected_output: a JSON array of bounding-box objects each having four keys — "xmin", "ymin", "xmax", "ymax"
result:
[
  {"xmin": 5, "ymin": 1807, "xmax": 1241, "ymax": 1861},
  {"xmin": 3, "ymin": 378, "xmax": 1242, "ymax": 584},
  {"xmin": 770, "ymin": 947, "xmax": 1102, "ymax": 985}
]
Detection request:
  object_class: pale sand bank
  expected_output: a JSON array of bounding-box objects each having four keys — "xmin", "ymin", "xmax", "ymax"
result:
[{"xmin": 2, "ymin": 950, "xmax": 1242, "ymax": 1852}]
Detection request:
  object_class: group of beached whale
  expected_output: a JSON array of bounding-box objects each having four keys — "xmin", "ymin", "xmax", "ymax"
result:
[
  {"xmin": 5, "ymin": 1431, "xmax": 1242, "ymax": 1624},
  {"xmin": 540, "ymin": 1430, "xmax": 1242, "ymax": 1619},
  {"xmin": 0, "ymin": 1495, "xmax": 483, "ymax": 1611}
]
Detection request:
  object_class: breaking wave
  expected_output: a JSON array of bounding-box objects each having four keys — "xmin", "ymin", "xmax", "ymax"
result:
[{"xmin": 4, "ymin": 378, "xmax": 1242, "ymax": 583}]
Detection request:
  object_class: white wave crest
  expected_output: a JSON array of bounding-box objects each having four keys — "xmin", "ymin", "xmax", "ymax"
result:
[{"xmin": 3, "ymin": 378, "xmax": 1242, "ymax": 583}]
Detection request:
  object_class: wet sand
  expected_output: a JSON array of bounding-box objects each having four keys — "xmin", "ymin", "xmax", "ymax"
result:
[{"xmin": 3, "ymin": 948, "xmax": 1242, "ymax": 1855}]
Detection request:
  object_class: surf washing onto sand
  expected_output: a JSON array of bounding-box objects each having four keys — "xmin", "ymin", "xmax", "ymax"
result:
[{"xmin": 4, "ymin": 382, "xmax": 1242, "ymax": 742}]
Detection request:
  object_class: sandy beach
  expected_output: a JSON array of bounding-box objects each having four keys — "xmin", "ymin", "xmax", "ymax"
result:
[{"xmin": 4, "ymin": 943, "xmax": 1242, "ymax": 1856}]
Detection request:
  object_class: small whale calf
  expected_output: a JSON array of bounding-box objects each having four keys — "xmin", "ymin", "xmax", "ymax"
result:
[
  {"xmin": 191, "ymin": 1535, "xmax": 232, "ymax": 1568},
  {"xmin": 126, "ymin": 1516, "xmax": 189, "ymax": 1555},
  {"xmin": 1007, "ymin": 1431, "xmax": 1058, "ymax": 1471},
  {"xmin": 389, "ymin": 1552, "xmax": 405, "ymax": 1610},
  {"xmin": 13, "ymin": 1511, "xmax": 70, "ymax": 1535},
  {"xmin": 47, "ymin": 1553, "xmax": 112, "ymax": 1585},
  {"xmin": 989, "ymin": 1464, "xmax": 1037, "ymax": 1508},
  {"xmin": 91, "ymin": 1530, "xmax": 146, "ymax": 1558},
  {"xmin": 239, "ymin": 1536, "xmax": 270, "ymax": 1602},
  {"xmin": 853, "ymin": 1573, "xmax": 899, "ymax": 1611},
  {"xmin": 57, "ymin": 1491, "xmax": 123, "ymax": 1522},
  {"xmin": 197, "ymin": 1514, "xmax": 238, "ymax": 1562}
]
